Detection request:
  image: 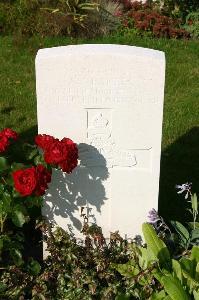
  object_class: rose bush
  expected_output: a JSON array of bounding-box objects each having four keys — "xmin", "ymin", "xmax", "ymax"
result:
[{"xmin": 0, "ymin": 128, "xmax": 78, "ymax": 266}]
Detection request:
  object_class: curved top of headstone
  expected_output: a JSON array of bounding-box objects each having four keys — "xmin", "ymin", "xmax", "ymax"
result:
[{"xmin": 36, "ymin": 44, "xmax": 165, "ymax": 61}]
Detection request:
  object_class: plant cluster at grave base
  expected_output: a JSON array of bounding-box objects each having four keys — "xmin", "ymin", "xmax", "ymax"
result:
[{"xmin": 2, "ymin": 217, "xmax": 199, "ymax": 299}]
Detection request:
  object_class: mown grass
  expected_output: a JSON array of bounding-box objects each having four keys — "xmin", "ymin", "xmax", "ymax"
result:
[{"xmin": 0, "ymin": 34, "xmax": 199, "ymax": 221}]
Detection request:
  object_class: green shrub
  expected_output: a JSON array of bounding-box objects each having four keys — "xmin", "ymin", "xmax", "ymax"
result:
[
  {"xmin": 184, "ymin": 11, "xmax": 199, "ymax": 38},
  {"xmin": 0, "ymin": 0, "xmax": 120, "ymax": 38},
  {"xmin": 159, "ymin": 0, "xmax": 199, "ymax": 20}
]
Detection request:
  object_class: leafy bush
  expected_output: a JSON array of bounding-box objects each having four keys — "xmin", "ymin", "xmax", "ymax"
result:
[
  {"xmin": 184, "ymin": 11, "xmax": 199, "ymax": 38},
  {"xmin": 0, "ymin": 0, "xmax": 120, "ymax": 37},
  {"xmin": 159, "ymin": 0, "xmax": 199, "ymax": 20}
]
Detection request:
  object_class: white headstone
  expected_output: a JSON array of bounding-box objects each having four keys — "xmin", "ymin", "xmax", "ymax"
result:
[{"xmin": 36, "ymin": 44, "xmax": 165, "ymax": 239}]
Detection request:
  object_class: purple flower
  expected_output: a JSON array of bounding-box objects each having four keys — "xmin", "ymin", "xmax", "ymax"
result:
[
  {"xmin": 148, "ymin": 208, "xmax": 161, "ymax": 224},
  {"xmin": 176, "ymin": 182, "xmax": 192, "ymax": 199},
  {"xmin": 148, "ymin": 209, "xmax": 171, "ymax": 236}
]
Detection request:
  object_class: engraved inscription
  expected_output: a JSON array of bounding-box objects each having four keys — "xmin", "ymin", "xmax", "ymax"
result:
[{"xmin": 40, "ymin": 66, "xmax": 159, "ymax": 105}]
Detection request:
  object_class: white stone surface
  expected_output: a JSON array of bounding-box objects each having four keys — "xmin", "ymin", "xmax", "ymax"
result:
[{"xmin": 36, "ymin": 44, "xmax": 165, "ymax": 239}]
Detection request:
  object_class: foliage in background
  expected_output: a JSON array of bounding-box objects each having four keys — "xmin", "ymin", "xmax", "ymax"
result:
[
  {"xmin": 0, "ymin": 0, "xmax": 120, "ymax": 38},
  {"xmin": 184, "ymin": 11, "xmax": 199, "ymax": 39},
  {"xmin": 158, "ymin": 0, "xmax": 199, "ymax": 20},
  {"xmin": 116, "ymin": 1, "xmax": 190, "ymax": 39},
  {"xmin": 1, "ymin": 0, "xmax": 199, "ymax": 38}
]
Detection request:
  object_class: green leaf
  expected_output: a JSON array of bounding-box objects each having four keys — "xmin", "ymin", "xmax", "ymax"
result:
[
  {"xmin": 0, "ymin": 282, "xmax": 7, "ymax": 292},
  {"xmin": 0, "ymin": 157, "xmax": 9, "ymax": 172},
  {"xmin": 0, "ymin": 192, "xmax": 12, "ymax": 214},
  {"xmin": 153, "ymin": 268, "xmax": 164, "ymax": 282},
  {"xmin": 10, "ymin": 248, "xmax": 23, "ymax": 266},
  {"xmin": 193, "ymin": 290, "xmax": 199, "ymax": 300},
  {"xmin": 195, "ymin": 262, "xmax": 199, "ymax": 281},
  {"xmin": 11, "ymin": 162, "xmax": 25, "ymax": 172},
  {"xmin": 34, "ymin": 155, "xmax": 45, "ymax": 166},
  {"xmin": 190, "ymin": 229, "xmax": 199, "ymax": 241},
  {"xmin": 191, "ymin": 246, "xmax": 199, "ymax": 263},
  {"xmin": 188, "ymin": 222, "xmax": 199, "ymax": 229},
  {"xmin": 171, "ymin": 221, "xmax": 190, "ymax": 248},
  {"xmin": 115, "ymin": 294, "xmax": 131, "ymax": 300},
  {"xmin": 23, "ymin": 144, "xmax": 38, "ymax": 160},
  {"xmin": 0, "ymin": 184, "xmax": 5, "ymax": 193},
  {"xmin": 180, "ymin": 257, "xmax": 195, "ymax": 278},
  {"xmin": 11, "ymin": 209, "xmax": 26, "ymax": 227},
  {"xmin": 161, "ymin": 275, "xmax": 189, "ymax": 300},
  {"xmin": 151, "ymin": 290, "xmax": 167, "ymax": 300},
  {"xmin": 191, "ymin": 194, "xmax": 198, "ymax": 214},
  {"xmin": 0, "ymin": 238, "xmax": 3, "ymax": 251},
  {"xmin": 27, "ymin": 258, "xmax": 41, "ymax": 276},
  {"xmin": 113, "ymin": 261, "xmax": 140, "ymax": 277},
  {"xmin": 140, "ymin": 246, "xmax": 156, "ymax": 267},
  {"xmin": 180, "ymin": 257, "xmax": 199, "ymax": 290},
  {"xmin": 172, "ymin": 259, "xmax": 183, "ymax": 283},
  {"xmin": 142, "ymin": 223, "xmax": 171, "ymax": 269}
]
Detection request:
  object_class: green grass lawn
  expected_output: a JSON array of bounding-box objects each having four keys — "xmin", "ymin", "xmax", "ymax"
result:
[{"xmin": 0, "ymin": 34, "xmax": 199, "ymax": 221}]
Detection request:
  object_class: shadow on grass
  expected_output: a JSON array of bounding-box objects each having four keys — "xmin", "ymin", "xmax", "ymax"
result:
[
  {"xmin": 159, "ymin": 126, "xmax": 199, "ymax": 223},
  {"xmin": 7, "ymin": 125, "xmax": 38, "ymax": 163}
]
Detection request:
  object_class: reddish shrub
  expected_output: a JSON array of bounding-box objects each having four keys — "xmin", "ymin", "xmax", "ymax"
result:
[{"xmin": 118, "ymin": 1, "xmax": 190, "ymax": 39}]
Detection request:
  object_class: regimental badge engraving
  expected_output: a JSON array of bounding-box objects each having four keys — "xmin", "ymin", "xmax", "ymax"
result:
[{"xmin": 79, "ymin": 108, "xmax": 152, "ymax": 170}]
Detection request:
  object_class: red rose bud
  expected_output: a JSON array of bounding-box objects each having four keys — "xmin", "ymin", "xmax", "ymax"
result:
[
  {"xmin": 1, "ymin": 128, "xmax": 18, "ymax": 140},
  {"xmin": 0, "ymin": 128, "xmax": 18, "ymax": 153},
  {"xmin": 35, "ymin": 134, "xmax": 56, "ymax": 151},
  {"xmin": 0, "ymin": 134, "xmax": 9, "ymax": 153},
  {"xmin": 13, "ymin": 167, "xmax": 37, "ymax": 196}
]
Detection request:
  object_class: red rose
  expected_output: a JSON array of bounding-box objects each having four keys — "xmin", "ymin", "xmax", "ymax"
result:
[
  {"xmin": 35, "ymin": 164, "xmax": 52, "ymax": 196},
  {"xmin": 0, "ymin": 134, "xmax": 9, "ymax": 153},
  {"xmin": 1, "ymin": 128, "xmax": 18, "ymax": 140},
  {"xmin": 12, "ymin": 165, "xmax": 52, "ymax": 197},
  {"xmin": 0, "ymin": 128, "xmax": 18, "ymax": 153},
  {"xmin": 44, "ymin": 140, "xmax": 68, "ymax": 164},
  {"xmin": 13, "ymin": 167, "xmax": 37, "ymax": 196},
  {"xmin": 36, "ymin": 134, "xmax": 78, "ymax": 173},
  {"xmin": 35, "ymin": 134, "xmax": 56, "ymax": 151}
]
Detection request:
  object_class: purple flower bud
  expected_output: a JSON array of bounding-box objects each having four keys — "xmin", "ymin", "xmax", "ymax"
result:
[{"xmin": 148, "ymin": 208, "xmax": 160, "ymax": 224}]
